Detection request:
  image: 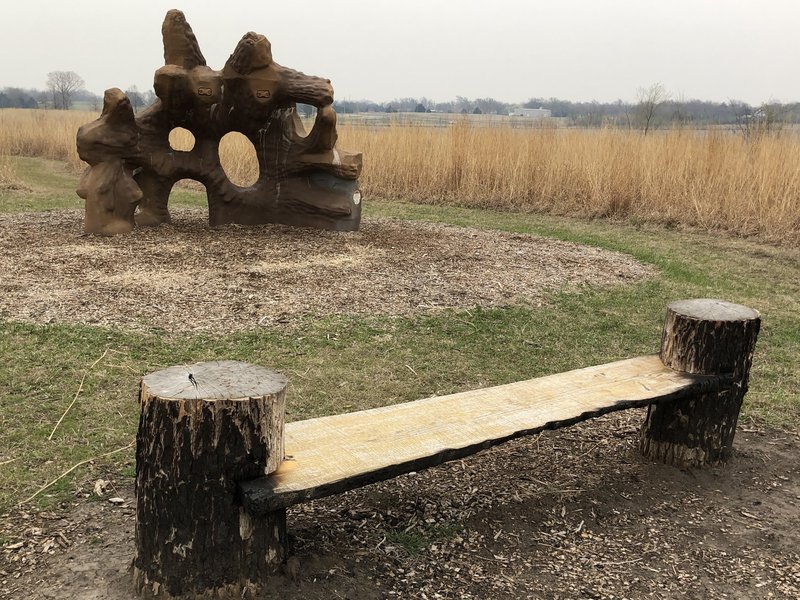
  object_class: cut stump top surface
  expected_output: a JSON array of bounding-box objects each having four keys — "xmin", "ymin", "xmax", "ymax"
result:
[
  {"xmin": 668, "ymin": 299, "xmax": 760, "ymax": 322},
  {"xmin": 141, "ymin": 360, "xmax": 287, "ymax": 400}
]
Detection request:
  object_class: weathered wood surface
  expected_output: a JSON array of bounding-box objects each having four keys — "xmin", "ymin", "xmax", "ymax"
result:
[
  {"xmin": 241, "ymin": 355, "xmax": 723, "ymax": 515},
  {"xmin": 134, "ymin": 361, "xmax": 288, "ymax": 597},
  {"xmin": 640, "ymin": 299, "xmax": 760, "ymax": 467}
]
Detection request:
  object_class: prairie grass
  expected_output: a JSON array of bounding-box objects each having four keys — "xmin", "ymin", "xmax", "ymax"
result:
[
  {"xmin": 343, "ymin": 123, "xmax": 800, "ymax": 242},
  {"xmin": 0, "ymin": 108, "xmax": 88, "ymax": 168},
  {"xmin": 1, "ymin": 108, "xmax": 798, "ymax": 241}
]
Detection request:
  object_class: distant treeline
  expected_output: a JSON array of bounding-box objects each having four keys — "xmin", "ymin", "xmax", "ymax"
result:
[
  {"xmin": 0, "ymin": 86, "xmax": 104, "ymax": 110},
  {"xmin": 4, "ymin": 85, "xmax": 799, "ymax": 128},
  {"xmin": 0, "ymin": 88, "xmax": 42, "ymax": 109},
  {"xmin": 329, "ymin": 96, "xmax": 800, "ymax": 127},
  {"xmin": 0, "ymin": 86, "xmax": 153, "ymax": 111}
]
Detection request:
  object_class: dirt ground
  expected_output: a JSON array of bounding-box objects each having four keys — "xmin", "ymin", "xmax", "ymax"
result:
[
  {"xmin": 1, "ymin": 209, "xmax": 798, "ymax": 598},
  {"xmin": 1, "ymin": 412, "xmax": 798, "ymax": 599},
  {"xmin": 0, "ymin": 209, "xmax": 652, "ymax": 333}
]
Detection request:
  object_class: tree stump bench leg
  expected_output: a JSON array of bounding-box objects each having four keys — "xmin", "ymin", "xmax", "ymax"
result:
[
  {"xmin": 640, "ymin": 299, "xmax": 761, "ymax": 467},
  {"xmin": 133, "ymin": 361, "xmax": 288, "ymax": 598}
]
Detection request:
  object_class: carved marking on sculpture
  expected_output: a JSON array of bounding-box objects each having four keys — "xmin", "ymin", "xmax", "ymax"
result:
[{"xmin": 76, "ymin": 9, "xmax": 362, "ymax": 236}]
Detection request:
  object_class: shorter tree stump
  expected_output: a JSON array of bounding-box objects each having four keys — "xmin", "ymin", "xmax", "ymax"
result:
[
  {"xmin": 133, "ymin": 361, "xmax": 287, "ymax": 598},
  {"xmin": 640, "ymin": 299, "xmax": 760, "ymax": 467}
]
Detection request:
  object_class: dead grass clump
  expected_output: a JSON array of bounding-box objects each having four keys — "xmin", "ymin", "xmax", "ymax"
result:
[
  {"xmin": 0, "ymin": 108, "xmax": 92, "ymax": 169},
  {"xmin": 0, "ymin": 155, "xmax": 29, "ymax": 191}
]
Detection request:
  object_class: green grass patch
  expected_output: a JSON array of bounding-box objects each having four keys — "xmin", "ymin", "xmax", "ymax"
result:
[
  {"xmin": 0, "ymin": 156, "xmax": 207, "ymax": 213},
  {"xmin": 385, "ymin": 523, "xmax": 463, "ymax": 556},
  {"xmin": 0, "ymin": 159, "xmax": 798, "ymax": 514}
]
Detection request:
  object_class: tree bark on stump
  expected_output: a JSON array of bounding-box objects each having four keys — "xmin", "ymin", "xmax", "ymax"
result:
[
  {"xmin": 133, "ymin": 361, "xmax": 287, "ymax": 598},
  {"xmin": 640, "ymin": 299, "xmax": 760, "ymax": 467}
]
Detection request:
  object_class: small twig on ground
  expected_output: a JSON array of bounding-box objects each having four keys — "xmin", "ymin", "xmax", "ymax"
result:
[
  {"xmin": 578, "ymin": 441, "xmax": 606, "ymax": 458},
  {"xmin": 1, "ymin": 457, "xmax": 18, "ymax": 466},
  {"xmin": 19, "ymin": 441, "xmax": 135, "ymax": 506},
  {"xmin": 592, "ymin": 558, "xmax": 642, "ymax": 567},
  {"xmin": 288, "ymin": 367, "xmax": 312, "ymax": 379},
  {"xmin": 48, "ymin": 348, "xmax": 118, "ymax": 441}
]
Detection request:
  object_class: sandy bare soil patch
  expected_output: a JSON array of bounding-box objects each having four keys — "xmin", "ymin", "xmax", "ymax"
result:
[{"xmin": 0, "ymin": 209, "xmax": 652, "ymax": 334}]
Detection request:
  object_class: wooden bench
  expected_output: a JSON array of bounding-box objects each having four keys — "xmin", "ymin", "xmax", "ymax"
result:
[
  {"xmin": 238, "ymin": 354, "xmax": 723, "ymax": 515},
  {"xmin": 131, "ymin": 299, "xmax": 760, "ymax": 597}
]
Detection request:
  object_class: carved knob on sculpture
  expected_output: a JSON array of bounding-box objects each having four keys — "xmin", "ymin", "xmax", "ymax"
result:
[
  {"xmin": 76, "ymin": 88, "xmax": 138, "ymax": 164},
  {"xmin": 229, "ymin": 32, "xmax": 274, "ymax": 74},
  {"xmin": 162, "ymin": 9, "xmax": 207, "ymax": 69}
]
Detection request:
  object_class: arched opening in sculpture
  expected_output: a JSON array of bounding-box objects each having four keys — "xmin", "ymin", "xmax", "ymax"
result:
[
  {"xmin": 163, "ymin": 179, "xmax": 208, "ymax": 219},
  {"xmin": 219, "ymin": 132, "xmax": 259, "ymax": 188},
  {"xmin": 296, "ymin": 105, "xmax": 317, "ymax": 137},
  {"xmin": 168, "ymin": 127, "xmax": 196, "ymax": 152}
]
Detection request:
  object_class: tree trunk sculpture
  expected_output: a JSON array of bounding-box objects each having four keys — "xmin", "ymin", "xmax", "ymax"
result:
[{"xmin": 76, "ymin": 9, "xmax": 362, "ymax": 235}]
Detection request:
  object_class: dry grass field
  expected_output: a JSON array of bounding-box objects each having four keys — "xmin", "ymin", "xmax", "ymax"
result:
[
  {"xmin": 349, "ymin": 122, "xmax": 800, "ymax": 242},
  {"xmin": 0, "ymin": 108, "xmax": 798, "ymax": 242}
]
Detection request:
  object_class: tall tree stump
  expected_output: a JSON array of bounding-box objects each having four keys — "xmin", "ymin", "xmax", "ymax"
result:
[
  {"xmin": 133, "ymin": 361, "xmax": 288, "ymax": 598},
  {"xmin": 640, "ymin": 299, "xmax": 760, "ymax": 467}
]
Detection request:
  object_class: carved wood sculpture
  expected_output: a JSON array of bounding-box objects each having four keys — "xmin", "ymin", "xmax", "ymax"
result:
[{"xmin": 76, "ymin": 9, "xmax": 362, "ymax": 235}]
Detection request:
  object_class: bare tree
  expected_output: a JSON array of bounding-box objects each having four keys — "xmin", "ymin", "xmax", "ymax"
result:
[
  {"xmin": 126, "ymin": 85, "xmax": 144, "ymax": 113},
  {"xmin": 46, "ymin": 71, "xmax": 85, "ymax": 110},
  {"xmin": 615, "ymin": 99, "xmax": 633, "ymax": 129},
  {"xmin": 729, "ymin": 99, "xmax": 785, "ymax": 141},
  {"xmin": 635, "ymin": 83, "xmax": 669, "ymax": 135},
  {"xmin": 454, "ymin": 96, "xmax": 472, "ymax": 114},
  {"xmin": 141, "ymin": 89, "xmax": 156, "ymax": 107}
]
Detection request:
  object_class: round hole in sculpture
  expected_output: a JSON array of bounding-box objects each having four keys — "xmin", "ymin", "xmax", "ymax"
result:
[
  {"xmin": 219, "ymin": 132, "xmax": 259, "ymax": 188},
  {"xmin": 168, "ymin": 127, "xmax": 195, "ymax": 152}
]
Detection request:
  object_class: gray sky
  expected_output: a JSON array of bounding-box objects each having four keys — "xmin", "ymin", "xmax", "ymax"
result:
[{"xmin": 1, "ymin": 0, "xmax": 797, "ymax": 105}]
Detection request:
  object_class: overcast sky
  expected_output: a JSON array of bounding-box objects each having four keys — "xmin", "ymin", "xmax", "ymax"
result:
[{"xmin": 1, "ymin": 0, "xmax": 797, "ymax": 105}]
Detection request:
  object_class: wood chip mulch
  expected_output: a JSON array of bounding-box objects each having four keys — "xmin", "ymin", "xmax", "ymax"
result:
[
  {"xmin": 2, "ymin": 413, "xmax": 798, "ymax": 599},
  {"xmin": 0, "ymin": 208, "xmax": 653, "ymax": 334}
]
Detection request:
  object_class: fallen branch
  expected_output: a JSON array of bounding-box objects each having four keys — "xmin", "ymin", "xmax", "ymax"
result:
[{"xmin": 20, "ymin": 441, "xmax": 135, "ymax": 506}]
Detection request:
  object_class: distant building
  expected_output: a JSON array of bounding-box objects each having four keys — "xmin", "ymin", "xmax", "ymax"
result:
[{"xmin": 508, "ymin": 107, "xmax": 552, "ymax": 118}]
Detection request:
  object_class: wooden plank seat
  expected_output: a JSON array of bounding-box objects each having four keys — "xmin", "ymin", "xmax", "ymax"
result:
[{"xmin": 239, "ymin": 354, "xmax": 725, "ymax": 515}]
